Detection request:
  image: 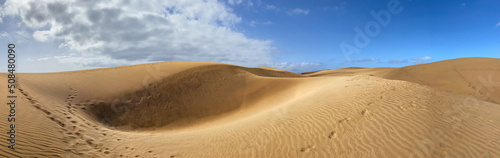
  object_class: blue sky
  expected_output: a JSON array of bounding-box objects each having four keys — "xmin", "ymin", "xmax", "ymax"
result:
[{"xmin": 0, "ymin": 0, "xmax": 499, "ymax": 73}]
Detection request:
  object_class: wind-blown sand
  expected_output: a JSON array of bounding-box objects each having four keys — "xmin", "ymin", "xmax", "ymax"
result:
[{"xmin": 1, "ymin": 58, "xmax": 499, "ymax": 157}]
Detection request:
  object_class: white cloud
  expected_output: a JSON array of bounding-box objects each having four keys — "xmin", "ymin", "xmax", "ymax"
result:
[
  {"xmin": 227, "ymin": 0, "xmax": 253, "ymax": 6},
  {"xmin": 249, "ymin": 20, "xmax": 256, "ymax": 27},
  {"xmin": 270, "ymin": 62, "xmax": 322, "ymax": 73},
  {"xmin": 16, "ymin": 31, "xmax": 30, "ymax": 39},
  {"xmin": 246, "ymin": 0, "xmax": 254, "ymax": 7},
  {"xmin": 2, "ymin": 0, "xmax": 275, "ymax": 67},
  {"xmin": 496, "ymin": 22, "xmax": 500, "ymax": 27},
  {"xmin": 33, "ymin": 30, "xmax": 51, "ymax": 42},
  {"xmin": 265, "ymin": 5, "xmax": 278, "ymax": 11},
  {"xmin": 387, "ymin": 59, "xmax": 408, "ymax": 64},
  {"xmin": 227, "ymin": 0, "xmax": 243, "ymax": 5},
  {"xmin": 54, "ymin": 54, "xmax": 136, "ymax": 67},
  {"xmin": 248, "ymin": 20, "xmax": 273, "ymax": 27},
  {"xmin": 287, "ymin": 8, "xmax": 309, "ymax": 16},
  {"xmin": 262, "ymin": 21, "xmax": 273, "ymax": 25},
  {"xmin": 0, "ymin": 32, "xmax": 9, "ymax": 38},
  {"xmin": 22, "ymin": 57, "xmax": 100, "ymax": 73},
  {"xmin": 349, "ymin": 58, "xmax": 375, "ymax": 63},
  {"xmin": 0, "ymin": 5, "xmax": 4, "ymax": 23},
  {"xmin": 37, "ymin": 57, "xmax": 51, "ymax": 61},
  {"xmin": 411, "ymin": 56, "xmax": 432, "ymax": 63}
]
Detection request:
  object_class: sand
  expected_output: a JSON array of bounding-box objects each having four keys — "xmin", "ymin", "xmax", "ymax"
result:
[{"xmin": 1, "ymin": 58, "xmax": 499, "ymax": 157}]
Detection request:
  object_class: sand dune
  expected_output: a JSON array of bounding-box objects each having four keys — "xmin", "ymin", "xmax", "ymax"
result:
[
  {"xmin": 1, "ymin": 58, "xmax": 499, "ymax": 157},
  {"xmin": 304, "ymin": 57, "xmax": 500, "ymax": 105}
]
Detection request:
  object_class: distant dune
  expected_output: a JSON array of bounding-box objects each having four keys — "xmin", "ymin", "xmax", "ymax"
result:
[
  {"xmin": 1, "ymin": 58, "xmax": 499, "ymax": 157},
  {"xmin": 304, "ymin": 57, "xmax": 500, "ymax": 105}
]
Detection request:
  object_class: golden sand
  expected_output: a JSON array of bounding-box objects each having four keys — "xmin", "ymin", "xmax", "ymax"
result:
[{"xmin": 1, "ymin": 58, "xmax": 499, "ymax": 157}]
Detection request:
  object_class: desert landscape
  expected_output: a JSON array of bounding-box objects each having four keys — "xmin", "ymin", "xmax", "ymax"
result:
[{"xmin": 1, "ymin": 57, "xmax": 500, "ymax": 157}]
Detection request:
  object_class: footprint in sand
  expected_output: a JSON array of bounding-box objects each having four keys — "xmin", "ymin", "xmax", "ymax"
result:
[
  {"xmin": 328, "ymin": 131, "xmax": 337, "ymax": 139},
  {"xmin": 300, "ymin": 145, "xmax": 315, "ymax": 152},
  {"xmin": 361, "ymin": 109, "xmax": 369, "ymax": 116},
  {"xmin": 85, "ymin": 139, "xmax": 93, "ymax": 145},
  {"xmin": 338, "ymin": 118, "xmax": 351, "ymax": 123}
]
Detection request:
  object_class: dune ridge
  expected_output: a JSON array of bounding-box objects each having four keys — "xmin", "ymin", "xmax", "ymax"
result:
[
  {"xmin": 0, "ymin": 58, "xmax": 499, "ymax": 157},
  {"xmin": 304, "ymin": 57, "xmax": 500, "ymax": 105}
]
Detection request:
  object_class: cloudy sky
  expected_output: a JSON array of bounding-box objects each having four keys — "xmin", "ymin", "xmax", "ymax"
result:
[{"xmin": 0, "ymin": 0, "xmax": 499, "ymax": 73}]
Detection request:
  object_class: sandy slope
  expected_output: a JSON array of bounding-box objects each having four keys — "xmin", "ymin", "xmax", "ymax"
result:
[
  {"xmin": 304, "ymin": 57, "xmax": 500, "ymax": 105},
  {"xmin": 1, "ymin": 58, "xmax": 499, "ymax": 157}
]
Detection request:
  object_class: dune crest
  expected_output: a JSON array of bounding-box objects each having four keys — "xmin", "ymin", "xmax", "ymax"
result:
[{"xmin": 305, "ymin": 57, "xmax": 500, "ymax": 104}]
